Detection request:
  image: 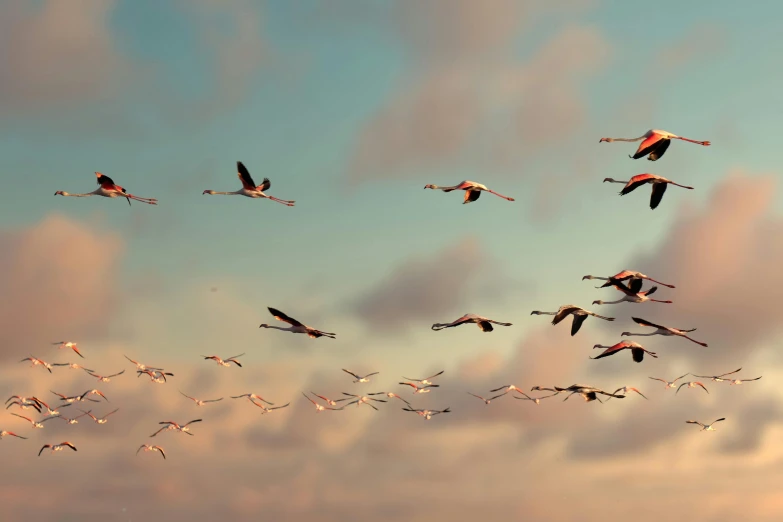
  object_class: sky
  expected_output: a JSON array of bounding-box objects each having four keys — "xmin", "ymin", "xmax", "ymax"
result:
[{"xmin": 2, "ymin": 1, "xmax": 783, "ymax": 520}]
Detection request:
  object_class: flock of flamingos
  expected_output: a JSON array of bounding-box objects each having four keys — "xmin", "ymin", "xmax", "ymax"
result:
[{"xmin": 2, "ymin": 129, "xmax": 762, "ymax": 458}]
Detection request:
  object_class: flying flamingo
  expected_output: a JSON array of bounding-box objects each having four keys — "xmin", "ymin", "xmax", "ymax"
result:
[
  {"xmin": 343, "ymin": 369, "xmax": 379, "ymax": 384},
  {"xmin": 11, "ymin": 413, "xmax": 45, "ymax": 429},
  {"xmin": 401, "ymin": 370, "xmax": 444, "ymax": 386},
  {"xmin": 592, "ymin": 278, "xmax": 672, "ymax": 306},
  {"xmin": 676, "ymin": 381, "xmax": 709, "ymax": 395},
  {"xmin": 137, "ymin": 369, "xmax": 174, "ymax": 383},
  {"xmin": 402, "ymin": 407, "xmax": 451, "ymax": 420},
  {"xmin": 86, "ymin": 369, "xmax": 126, "ymax": 383},
  {"xmin": 0, "ymin": 430, "xmax": 27, "ymax": 440},
  {"xmin": 29, "ymin": 398, "xmax": 71, "ymax": 416},
  {"xmin": 603, "ymin": 174, "xmax": 695, "ymax": 209},
  {"xmin": 202, "ymin": 354, "xmax": 244, "ymax": 367},
  {"xmin": 55, "ymin": 172, "xmax": 158, "ymax": 205},
  {"xmin": 46, "ymin": 411, "xmax": 91, "ymax": 425},
  {"xmin": 622, "ymin": 317, "xmax": 708, "ymax": 347},
  {"xmin": 583, "ymin": 270, "xmax": 675, "ymax": 290},
  {"xmin": 137, "ymin": 444, "xmax": 166, "ymax": 459},
  {"xmin": 310, "ymin": 393, "xmax": 340, "ymax": 407},
  {"xmin": 489, "ymin": 384, "xmax": 524, "ymax": 394},
  {"xmin": 302, "ymin": 393, "xmax": 343, "ymax": 412},
  {"xmin": 431, "ymin": 314, "xmax": 512, "ymax": 333},
  {"xmin": 530, "ymin": 386, "xmax": 562, "ymax": 395},
  {"xmin": 530, "ymin": 305, "xmax": 614, "ymax": 336},
  {"xmin": 124, "ymin": 355, "xmax": 163, "ymax": 372},
  {"xmin": 513, "ymin": 392, "xmax": 556, "ymax": 404},
  {"xmin": 727, "ymin": 376, "xmax": 762, "ymax": 385},
  {"xmin": 599, "ymin": 129, "xmax": 710, "ymax": 161},
  {"xmin": 38, "ymin": 442, "xmax": 77, "ymax": 456},
  {"xmin": 179, "ymin": 391, "xmax": 224, "ymax": 406},
  {"xmin": 251, "ymin": 402, "xmax": 291, "ymax": 414},
  {"xmin": 51, "ymin": 342, "xmax": 84, "ymax": 358},
  {"xmin": 259, "ymin": 307, "xmax": 336, "ymax": 338},
  {"xmin": 649, "ymin": 374, "xmax": 690, "ymax": 389},
  {"xmin": 20, "ymin": 356, "xmax": 53, "ymax": 373},
  {"xmin": 5, "ymin": 400, "xmax": 42, "ymax": 414},
  {"xmin": 341, "ymin": 393, "xmax": 387, "ymax": 410},
  {"xmin": 691, "ymin": 368, "xmax": 742, "ymax": 383},
  {"xmin": 590, "ymin": 341, "xmax": 658, "ymax": 363},
  {"xmin": 686, "ymin": 418, "xmax": 725, "ymax": 432},
  {"xmin": 554, "ymin": 385, "xmax": 626, "ymax": 403},
  {"xmin": 606, "ymin": 386, "xmax": 648, "ymax": 400},
  {"xmin": 231, "ymin": 393, "xmax": 274, "ymax": 406},
  {"xmin": 398, "ymin": 382, "xmax": 439, "ymax": 395},
  {"xmin": 79, "ymin": 389, "xmax": 109, "ymax": 402},
  {"xmin": 202, "ymin": 161, "xmax": 295, "ymax": 206},
  {"xmin": 80, "ymin": 408, "xmax": 120, "ymax": 424},
  {"xmin": 423, "ymin": 180, "xmax": 515, "ymax": 204},
  {"xmin": 151, "ymin": 419, "xmax": 202, "ymax": 437},
  {"xmin": 52, "ymin": 362, "xmax": 94, "ymax": 372},
  {"xmin": 368, "ymin": 392, "xmax": 412, "ymax": 407}
]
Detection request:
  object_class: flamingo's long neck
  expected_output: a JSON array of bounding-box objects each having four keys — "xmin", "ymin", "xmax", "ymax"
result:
[
  {"xmin": 61, "ymin": 192, "xmax": 97, "ymax": 197},
  {"xmin": 266, "ymin": 325, "xmax": 294, "ymax": 332},
  {"xmin": 211, "ymin": 191, "xmax": 242, "ymax": 195}
]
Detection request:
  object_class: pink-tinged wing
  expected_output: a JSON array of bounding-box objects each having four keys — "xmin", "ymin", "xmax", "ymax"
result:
[
  {"xmin": 633, "ymin": 134, "xmax": 665, "ymax": 158},
  {"xmin": 237, "ymin": 162, "xmax": 256, "ymax": 190}
]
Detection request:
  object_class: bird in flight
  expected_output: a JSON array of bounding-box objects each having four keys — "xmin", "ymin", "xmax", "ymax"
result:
[
  {"xmin": 599, "ymin": 129, "xmax": 710, "ymax": 161},
  {"xmin": 343, "ymin": 369, "xmax": 379, "ymax": 384},
  {"xmin": 80, "ymin": 408, "xmax": 120, "ymax": 424},
  {"xmin": 592, "ymin": 278, "xmax": 672, "ymax": 306},
  {"xmin": 79, "ymin": 389, "xmax": 109, "ymax": 402},
  {"xmin": 622, "ymin": 317, "xmax": 708, "ymax": 347},
  {"xmin": 603, "ymin": 174, "xmax": 695, "ymax": 210},
  {"xmin": 137, "ymin": 369, "xmax": 174, "ymax": 383},
  {"xmin": 124, "ymin": 355, "xmax": 163, "ymax": 372},
  {"xmin": 202, "ymin": 161, "xmax": 295, "ymax": 206},
  {"xmin": 51, "ymin": 342, "xmax": 84, "ymax": 358},
  {"xmin": 86, "ymin": 370, "xmax": 126, "ymax": 383},
  {"xmin": 490, "ymin": 384, "xmax": 524, "ymax": 394},
  {"xmin": 368, "ymin": 392, "xmax": 411, "ymax": 407},
  {"xmin": 513, "ymin": 392, "xmax": 555, "ymax": 405},
  {"xmin": 590, "ymin": 341, "xmax": 658, "ymax": 363},
  {"xmin": 11, "ymin": 413, "xmax": 45, "ymax": 429},
  {"xmin": 20, "ymin": 356, "xmax": 53, "ymax": 373},
  {"xmin": 260, "ymin": 307, "xmax": 336, "ymax": 338},
  {"xmin": 302, "ymin": 393, "xmax": 344, "ymax": 412},
  {"xmin": 55, "ymin": 172, "xmax": 158, "ymax": 205},
  {"xmin": 649, "ymin": 374, "xmax": 690, "ymax": 389},
  {"xmin": 423, "ymin": 180, "xmax": 515, "ymax": 204},
  {"xmin": 251, "ymin": 402, "xmax": 291, "ymax": 414},
  {"xmin": 676, "ymin": 381, "xmax": 709, "ymax": 395},
  {"xmin": 403, "ymin": 407, "xmax": 451, "ymax": 420},
  {"xmin": 727, "ymin": 376, "xmax": 762, "ymax": 385},
  {"xmin": 0, "ymin": 430, "xmax": 27, "ymax": 440},
  {"xmin": 583, "ymin": 270, "xmax": 675, "ymax": 289},
  {"xmin": 686, "ymin": 418, "xmax": 725, "ymax": 432},
  {"xmin": 38, "ymin": 442, "xmax": 78, "ymax": 456},
  {"xmin": 606, "ymin": 386, "xmax": 648, "ymax": 400},
  {"xmin": 309, "ymin": 393, "xmax": 340, "ymax": 407},
  {"xmin": 179, "ymin": 391, "xmax": 224, "ymax": 407},
  {"xmin": 691, "ymin": 368, "xmax": 742, "ymax": 383},
  {"xmin": 341, "ymin": 393, "xmax": 386, "ymax": 410},
  {"xmin": 137, "ymin": 444, "xmax": 166, "ymax": 459},
  {"xmin": 231, "ymin": 393, "xmax": 274, "ymax": 406},
  {"xmin": 5, "ymin": 398, "xmax": 42, "ymax": 414},
  {"xmin": 151, "ymin": 419, "xmax": 202, "ymax": 437},
  {"xmin": 202, "ymin": 354, "xmax": 245, "ymax": 367},
  {"xmin": 398, "ymin": 382, "xmax": 439, "ymax": 394},
  {"xmin": 554, "ymin": 385, "xmax": 626, "ymax": 403},
  {"xmin": 51, "ymin": 362, "xmax": 94, "ymax": 372},
  {"xmin": 401, "ymin": 370, "xmax": 444, "ymax": 387},
  {"xmin": 431, "ymin": 314, "xmax": 512, "ymax": 333},
  {"xmin": 530, "ymin": 305, "xmax": 614, "ymax": 336}
]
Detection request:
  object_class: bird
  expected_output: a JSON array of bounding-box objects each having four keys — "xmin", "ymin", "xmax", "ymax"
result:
[
  {"xmin": 202, "ymin": 354, "xmax": 244, "ymax": 367},
  {"xmin": 251, "ymin": 402, "xmax": 291, "ymax": 414},
  {"xmin": 467, "ymin": 392, "xmax": 507, "ymax": 405},
  {"xmin": 259, "ymin": 307, "xmax": 336, "ymax": 338},
  {"xmin": 79, "ymin": 389, "xmax": 109, "ymax": 402},
  {"xmin": 622, "ymin": 317, "xmax": 708, "ymax": 347},
  {"xmin": 302, "ymin": 393, "xmax": 343, "ymax": 412},
  {"xmin": 530, "ymin": 305, "xmax": 614, "ymax": 336},
  {"xmin": 590, "ymin": 341, "xmax": 658, "ymax": 363},
  {"xmin": 230, "ymin": 393, "xmax": 274, "ymax": 405},
  {"xmin": 592, "ymin": 278, "xmax": 672, "ymax": 306},
  {"xmin": 554, "ymin": 385, "xmax": 625, "ymax": 403},
  {"xmin": 602, "ymin": 174, "xmax": 695, "ymax": 209},
  {"xmin": 401, "ymin": 370, "xmax": 444, "ymax": 386},
  {"xmin": 50, "ymin": 391, "xmax": 98, "ymax": 404},
  {"xmin": 341, "ymin": 393, "xmax": 386, "ymax": 410},
  {"xmin": 48, "ymin": 411, "xmax": 91, "ymax": 425},
  {"xmin": 530, "ymin": 386, "xmax": 562, "ymax": 395},
  {"xmin": 727, "ymin": 376, "xmax": 762, "ymax": 385},
  {"xmin": 583, "ymin": 270, "xmax": 675, "ymax": 289},
  {"xmin": 676, "ymin": 381, "xmax": 709, "ymax": 395},
  {"xmin": 513, "ymin": 392, "xmax": 555, "ymax": 405},
  {"xmin": 151, "ymin": 419, "xmax": 202, "ymax": 437},
  {"xmin": 599, "ymin": 129, "xmax": 710, "ymax": 161},
  {"xmin": 310, "ymin": 393, "xmax": 340, "ymax": 406},
  {"xmin": 343, "ymin": 369, "xmax": 379, "ymax": 384},
  {"xmin": 51, "ymin": 341, "xmax": 84, "ymax": 358},
  {"xmin": 402, "ymin": 407, "xmax": 451, "ymax": 420},
  {"xmin": 431, "ymin": 314, "xmax": 512, "ymax": 332},
  {"xmin": 179, "ymin": 391, "xmax": 223, "ymax": 406},
  {"xmin": 686, "ymin": 418, "xmax": 725, "ymax": 432},
  {"xmin": 38, "ymin": 442, "xmax": 77, "ymax": 456},
  {"xmin": 55, "ymin": 172, "xmax": 158, "ymax": 205},
  {"xmin": 11, "ymin": 413, "xmax": 45, "ymax": 429},
  {"xmin": 649, "ymin": 374, "xmax": 690, "ymax": 389},
  {"xmin": 29, "ymin": 398, "xmax": 71, "ymax": 416},
  {"xmin": 124, "ymin": 355, "xmax": 163, "ymax": 372},
  {"xmin": 137, "ymin": 444, "xmax": 166, "ymax": 459},
  {"xmin": 5, "ymin": 400, "xmax": 42, "ymax": 413},
  {"xmin": 137, "ymin": 369, "xmax": 174, "ymax": 383},
  {"xmin": 606, "ymin": 386, "xmax": 648, "ymax": 400},
  {"xmin": 20, "ymin": 356, "xmax": 53, "ymax": 373},
  {"xmin": 490, "ymin": 384, "xmax": 524, "ymax": 394},
  {"xmin": 368, "ymin": 392, "xmax": 412, "ymax": 407},
  {"xmin": 80, "ymin": 408, "xmax": 120, "ymax": 424},
  {"xmin": 398, "ymin": 382, "xmax": 439, "ymax": 394},
  {"xmin": 0, "ymin": 430, "xmax": 27, "ymax": 440},
  {"xmin": 202, "ymin": 161, "xmax": 295, "ymax": 206},
  {"xmin": 423, "ymin": 180, "xmax": 515, "ymax": 204},
  {"xmin": 691, "ymin": 368, "xmax": 743, "ymax": 383},
  {"xmin": 86, "ymin": 370, "xmax": 126, "ymax": 382},
  {"xmin": 51, "ymin": 362, "xmax": 94, "ymax": 372}
]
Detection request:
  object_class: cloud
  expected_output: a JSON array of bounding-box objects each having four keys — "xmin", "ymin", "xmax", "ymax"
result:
[{"xmin": 0, "ymin": 214, "xmax": 124, "ymax": 361}]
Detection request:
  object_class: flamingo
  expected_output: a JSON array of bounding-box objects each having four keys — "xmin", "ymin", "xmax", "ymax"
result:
[
  {"xmin": 603, "ymin": 174, "xmax": 695, "ymax": 209},
  {"xmin": 401, "ymin": 370, "xmax": 444, "ymax": 386},
  {"xmin": 402, "ymin": 407, "xmax": 451, "ymax": 420},
  {"xmin": 489, "ymin": 384, "xmax": 524, "ymax": 394},
  {"xmin": 38, "ymin": 442, "xmax": 77, "ymax": 456},
  {"xmin": 606, "ymin": 386, "xmax": 648, "ymax": 400},
  {"xmin": 51, "ymin": 341, "xmax": 84, "ymax": 358},
  {"xmin": 310, "ymin": 393, "xmax": 340, "ymax": 407},
  {"xmin": 50, "ymin": 391, "xmax": 97, "ymax": 404},
  {"xmin": 80, "ymin": 408, "xmax": 120, "ymax": 424},
  {"xmin": 11, "ymin": 413, "xmax": 45, "ymax": 429},
  {"xmin": 398, "ymin": 382, "xmax": 439, "ymax": 394},
  {"xmin": 29, "ymin": 398, "xmax": 71, "ymax": 416},
  {"xmin": 302, "ymin": 393, "xmax": 343, "ymax": 412},
  {"xmin": 124, "ymin": 355, "xmax": 163, "ymax": 372},
  {"xmin": 423, "ymin": 180, "xmax": 515, "ymax": 204},
  {"xmin": 341, "ymin": 393, "xmax": 387, "ymax": 410},
  {"xmin": 52, "ymin": 362, "xmax": 94, "ymax": 372},
  {"xmin": 592, "ymin": 278, "xmax": 672, "ymax": 306},
  {"xmin": 530, "ymin": 305, "xmax": 614, "ymax": 336},
  {"xmin": 137, "ymin": 444, "xmax": 166, "ymax": 459},
  {"xmin": 691, "ymin": 368, "xmax": 742, "ymax": 383},
  {"xmin": 20, "ymin": 356, "xmax": 53, "ymax": 373},
  {"xmin": 727, "ymin": 376, "xmax": 762, "ymax": 385},
  {"xmin": 431, "ymin": 314, "xmax": 512, "ymax": 332},
  {"xmin": 79, "ymin": 389, "xmax": 109, "ymax": 402},
  {"xmin": 251, "ymin": 402, "xmax": 291, "ymax": 414},
  {"xmin": 513, "ymin": 392, "xmax": 556, "ymax": 405},
  {"xmin": 343, "ymin": 369, "xmax": 379, "ymax": 384},
  {"xmin": 530, "ymin": 386, "xmax": 562, "ymax": 395},
  {"xmin": 467, "ymin": 392, "xmax": 507, "ymax": 405},
  {"xmin": 622, "ymin": 317, "xmax": 708, "ymax": 347},
  {"xmin": 55, "ymin": 172, "xmax": 158, "ymax": 205},
  {"xmin": 599, "ymin": 129, "xmax": 710, "ymax": 161},
  {"xmin": 151, "ymin": 419, "xmax": 202, "ymax": 437},
  {"xmin": 591, "ymin": 341, "xmax": 658, "ymax": 363},
  {"xmin": 179, "ymin": 391, "xmax": 223, "ymax": 406},
  {"xmin": 0, "ymin": 430, "xmax": 27, "ymax": 440},
  {"xmin": 554, "ymin": 385, "xmax": 626, "ymax": 403},
  {"xmin": 47, "ymin": 411, "xmax": 91, "ymax": 425},
  {"xmin": 230, "ymin": 393, "xmax": 274, "ymax": 406},
  {"xmin": 583, "ymin": 270, "xmax": 675, "ymax": 289},
  {"xmin": 676, "ymin": 381, "xmax": 709, "ymax": 395},
  {"xmin": 5, "ymin": 400, "xmax": 42, "ymax": 414},
  {"xmin": 368, "ymin": 392, "xmax": 412, "ymax": 407},
  {"xmin": 86, "ymin": 369, "xmax": 126, "ymax": 383},
  {"xmin": 259, "ymin": 307, "xmax": 336, "ymax": 338},
  {"xmin": 137, "ymin": 369, "xmax": 174, "ymax": 383},
  {"xmin": 5, "ymin": 396, "xmax": 40, "ymax": 406},
  {"xmin": 202, "ymin": 161, "xmax": 295, "ymax": 206},
  {"xmin": 649, "ymin": 374, "xmax": 690, "ymax": 389},
  {"xmin": 202, "ymin": 353, "xmax": 244, "ymax": 367},
  {"xmin": 686, "ymin": 418, "xmax": 725, "ymax": 432}
]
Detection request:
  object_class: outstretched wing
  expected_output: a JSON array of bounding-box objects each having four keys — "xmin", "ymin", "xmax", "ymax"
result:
[
  {"xmin": 258, "ymin": 178, "xmax": 271, "ymax": 191},
  {"xmin": 628, "ymin": 277, "xmax": 644, "ymax": 294},
  {"xmin": 237, "ymin": 162, "xmax": 256, "ymax": 190},
  {"xmin": 464, "ymin": 190, "xmax": 481, "ymax": 203},
  {"xmin": 96, "ymin": 172, "xmax": 117, "ymax": 188},
  {"xmin": 267, "ymin": 307, "xmax": 304, "ymax": 327},
  {"xmin": 650, "ymin": 182, "xmax": 668, "ymax": 209},
  {"xmin": 632, "ymin": 317, "xmax": 665, "ymax": 330},
  {"xmin": 342, "ymin": 369, "xmax": 360, "ymax": 379},
  {"xmin": 552, "ymin": 306, "xmax": 580, "ymax": 325},
  {"xmin": 570, "ymin": 314, "xmax": 588, "ymax": 336}
]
